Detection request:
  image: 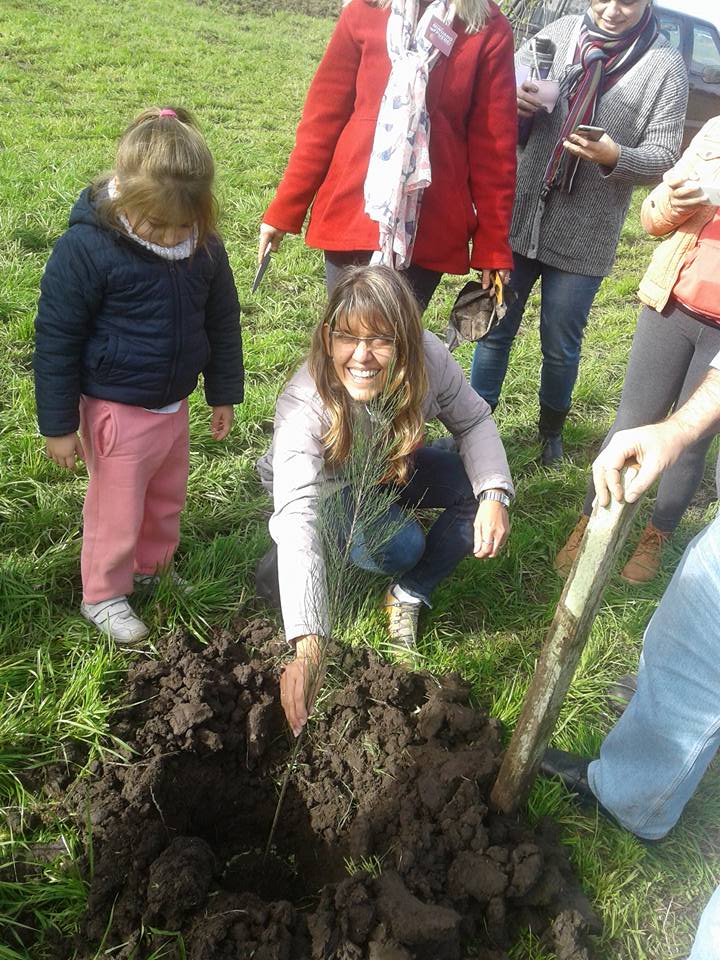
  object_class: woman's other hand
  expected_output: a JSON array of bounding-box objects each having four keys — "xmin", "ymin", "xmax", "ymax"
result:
[
  {"xmin": 563, "ymin": 131, "xmax": 620, "ymax": 170},
  {"xmin": 258, "ymin": 222, "xmax": 286, "ymax": 264},
  {"xmin": 280, "ymin": 635, "xmax": 326, "ymax": 737},
  {"xmin": 664, "ymin": 170, "xmax": 712, "ymax": 214},
  {"xmin": 210, "ymin": 405, "xmax": 234, "ymax": 441},
  {"xmin": 473, "ymin": 496, "xmax": 510, "ymax": 559},
  {"xmin": 46, "ymin": 432, "xmax": 85, "ymax": 469},
  {"xmin": 517, "ymin": 81, "xmax": 544, "ymax": 118},
  {"xmin": 478, "ymin": 268, "xmax": 511, "ymax": 289}
]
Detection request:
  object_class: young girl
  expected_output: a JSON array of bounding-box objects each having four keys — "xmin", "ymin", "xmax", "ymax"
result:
[
  {"xmin": 33, "ymin": 106, "xmax": 244, "ymax": 645},
  {"xmin": 256, "ymin": 265, "xmax": 513, "ymax": 735}
]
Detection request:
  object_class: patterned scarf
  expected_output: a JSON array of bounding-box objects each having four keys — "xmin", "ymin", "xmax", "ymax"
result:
[
  {"xmin": 364, "ymin": 0, "xmax": 456, "ymax": 269},
  {"xmin": 543, "ymin": 5, "xmax": 658, "ymax": 194}
]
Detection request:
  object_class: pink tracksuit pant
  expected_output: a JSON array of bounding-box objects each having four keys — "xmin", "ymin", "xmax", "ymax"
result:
[{"xmin": 80, "ymin": 395, "xmax": 190, "ymax": 603}]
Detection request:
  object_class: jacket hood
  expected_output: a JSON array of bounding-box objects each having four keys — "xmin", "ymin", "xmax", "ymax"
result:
[{"xmin": 68, "ymin": 185, "xmax": 107, "ymax": 230}]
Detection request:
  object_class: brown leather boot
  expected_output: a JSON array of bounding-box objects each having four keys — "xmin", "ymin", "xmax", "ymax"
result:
[
  {"xmin": 554, "ymin": 514, "xmax": 590, "ymax": 578},
  {"xmin": 621, "ymin": 523, "xmax": 670, "ymax": 584}
]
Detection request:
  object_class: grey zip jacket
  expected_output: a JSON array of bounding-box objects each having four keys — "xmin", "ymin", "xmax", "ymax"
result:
[{"xmin": 257, "ymin": 331, "xmax": 514, "ymax": 641}]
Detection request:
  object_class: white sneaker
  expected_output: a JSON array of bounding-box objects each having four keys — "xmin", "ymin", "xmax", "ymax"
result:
[{"xmin": 81, "ymin": 596, "xmax": 149, "ymax": 645}]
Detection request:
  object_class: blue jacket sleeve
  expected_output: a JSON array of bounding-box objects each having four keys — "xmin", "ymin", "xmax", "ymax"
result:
[
  {"xmin": 203, "ymin": 240, "xmax": 244, "ymax": 407},
  {"xmin": 33, "ymin": 229, "xmax": 104, "ymax": 437}
]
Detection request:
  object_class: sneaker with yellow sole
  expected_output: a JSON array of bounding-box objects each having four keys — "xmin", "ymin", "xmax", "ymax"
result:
[
  {"xmin": 383, "ymin": 589, "xmax": 421, "ymax": 663},
  {"xmin": 554, "ymin": 514, "xmax": 589, "ymax": 578},
  {"xmin": 621, "ymin": 523, "xmax": 670, "ymax": 584}
]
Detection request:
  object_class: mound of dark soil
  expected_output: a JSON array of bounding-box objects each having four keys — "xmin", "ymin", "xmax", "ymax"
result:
[{"xmin": 64, "ymin": 619, "xmax": 598, "ymax": 959}]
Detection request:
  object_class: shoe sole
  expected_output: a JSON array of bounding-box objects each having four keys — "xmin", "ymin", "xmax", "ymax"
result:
[{"xmin": 620, "ymin": 572, "xmax": 657, "ymax": 585}]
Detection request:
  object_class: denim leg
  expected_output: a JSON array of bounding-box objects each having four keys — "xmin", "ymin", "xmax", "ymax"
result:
[
  {"xmin": 588, "ymin": 515, "xmax": 720, "ymax": 839},
  {"xmin": 470, "ymin": 253, "xmax": 542, "ymax": 407},
  {"xmin": 347, "ymin": 500, "xmax": 426, "ymax": 577},
  {"xmin": 537, "ymin": 266, "xmax": 603, "ymax": 413},
  {"xmin": 324, "ymin": 251, "xmax": 442, "ymax": 312},
  {"xmin": 392, "ymin": 447, "xmax": 477, "ymax": 603},
  {"xmin": 688, "ymin": 884, "xmax": 720, "ymax": 960}
]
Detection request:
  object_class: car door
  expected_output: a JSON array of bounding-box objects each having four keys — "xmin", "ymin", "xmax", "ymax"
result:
[{"xmin": 686, "ymin": 18, "xmax": 720, "ymax": 142}]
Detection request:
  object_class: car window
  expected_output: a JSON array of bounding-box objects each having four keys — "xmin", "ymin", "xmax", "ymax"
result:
[
  {"xmin": 657, "ymin": 13, "xmax": 682, "ymax": 52},
  {"xmin": 690, "ymin": 22, "xmax": 720, "ymax": 75}
]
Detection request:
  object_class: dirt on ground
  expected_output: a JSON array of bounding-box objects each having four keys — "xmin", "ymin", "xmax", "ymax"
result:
[{"xmin": 56, "ymin": 619, "xmax": 599, "ymax": 959}]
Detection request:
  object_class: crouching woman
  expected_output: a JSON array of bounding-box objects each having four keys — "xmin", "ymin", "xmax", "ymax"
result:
[{"xmin": 256, "ymin": 266, "xmax": 514, "ymax": 734}]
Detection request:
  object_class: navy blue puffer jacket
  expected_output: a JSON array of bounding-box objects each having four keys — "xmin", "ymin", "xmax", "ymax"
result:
[{"xmin": 34, "ymin": 188, "xmax": 244, "ymax": 437}]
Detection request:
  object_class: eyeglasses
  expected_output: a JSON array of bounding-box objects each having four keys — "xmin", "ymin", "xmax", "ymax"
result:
[{"xmin": 330, "ymin": 330, "xmax": 396, "ymax": 357}]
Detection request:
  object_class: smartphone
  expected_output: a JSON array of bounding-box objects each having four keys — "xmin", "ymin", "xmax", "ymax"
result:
[
  {"xmin": 573, "ymin": 124, "xmax": 605, "ymax": 141},
  {"xmin": 697, "ymin": 181, "xmax": 720, "ymax": 206}
]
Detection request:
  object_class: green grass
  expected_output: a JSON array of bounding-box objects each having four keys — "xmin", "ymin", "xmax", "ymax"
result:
[{"xmin": 0, "ymin": 0, "xmax": 718, "ymax": 957}]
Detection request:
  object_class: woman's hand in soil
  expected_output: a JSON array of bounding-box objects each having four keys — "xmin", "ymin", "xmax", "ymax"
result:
[
  {"xmin": 258, "ymin": 222, "xmax": 286, "ymax": 264},
  {"xmin": 210, "ymin": 405, "xmax": 234, "ymax": 441},
  {"xmin": 280, "ymin": 635, "xmax": 326, "ymax": 738},
  {"xmin": 46, "ymin": 432, "xmax": 85, "ymax": 469},
  {"xmin": 473, "ymin": 498, "xmax": 509, "ymax": 559},
  {"xmin": 563, "ymin": 132, "xmax": 620, "ymax": 170}
]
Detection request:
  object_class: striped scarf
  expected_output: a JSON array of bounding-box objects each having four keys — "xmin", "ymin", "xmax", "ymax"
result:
[{"xmin": 543, "ymin": 6, "xmax": 658, "ymax": 194}]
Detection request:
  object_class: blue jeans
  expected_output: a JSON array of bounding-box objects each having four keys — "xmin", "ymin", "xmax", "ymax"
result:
[
  {"xmin": 689, "ymin": 884, "xmax": 720, "ymax": 959},
  {"xmin": 588, "ymin": 516, "xmax": 720, "ymax": 958},
  {"xmin": 344, "ymin": 446, "xmax": 477, "ymax": 603},
  {"xmin": 470, "ymin": 253, "xmax": 603, "ymax": 412},
  {"xmin": 324, "ymin": 251, "xmax": 442, "ymax": 312}
]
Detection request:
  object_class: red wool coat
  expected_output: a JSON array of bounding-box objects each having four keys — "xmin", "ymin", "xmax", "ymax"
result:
[{"xmin": 264, "ymin": 0, "xmax": 517, "ymax": 275}]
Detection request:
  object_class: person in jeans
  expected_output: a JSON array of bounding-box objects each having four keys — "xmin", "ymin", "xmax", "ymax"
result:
[
  {"xmin": 470, "ymin": 0, "xmax": 688, "ymax": 465},
  {"xmin": 257, "ymin": 0, "xmax": 517, "ymax": 309},
  {"xmin": 540, "ymin": 353, "xmax": 720, "ymax": 959},
  {"xmin": 557, "ymin": 117, "xmax": 720, "ymax": 585},
  {"xmin": 255, "ymin": 266, "xmax": 513, "ymax": 735}
]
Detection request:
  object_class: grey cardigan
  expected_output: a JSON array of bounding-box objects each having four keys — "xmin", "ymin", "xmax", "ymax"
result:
[
  {"xmin": 513, "ymin": 15, "xmax": 688, "ymax": 276},
  {"xmin": 257, "ymin": 331, "xmax": 514, "ymax": 641}
]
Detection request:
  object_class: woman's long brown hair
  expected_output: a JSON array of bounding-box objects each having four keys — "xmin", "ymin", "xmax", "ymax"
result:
[{"xmin": 308, "ymin": 265, "xmax": 429, "ymax": 484}]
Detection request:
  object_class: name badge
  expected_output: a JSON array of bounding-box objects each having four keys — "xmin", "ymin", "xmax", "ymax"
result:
[{"xmin": 425, "ymin": 16, "xmax": 457, "ymax": 57}]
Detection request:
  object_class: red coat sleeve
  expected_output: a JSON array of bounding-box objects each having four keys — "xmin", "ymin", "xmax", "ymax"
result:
[
  {"xmin": 263, "ymin": 5, "xmax": 363, "ymax": 234},
  {"xmin": 467, "ymin": 13, "xmax": 517, "ymax": 270}
]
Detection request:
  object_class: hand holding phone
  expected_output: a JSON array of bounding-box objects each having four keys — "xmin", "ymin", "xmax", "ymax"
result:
[{"xmin": 573, "ymin": 124, "xmax": 606, "ymax": 142}]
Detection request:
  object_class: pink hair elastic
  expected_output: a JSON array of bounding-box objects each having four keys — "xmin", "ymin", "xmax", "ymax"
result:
[{"xmin": 158, "ymin": 108, "xmax": 177, "ymax": 118}]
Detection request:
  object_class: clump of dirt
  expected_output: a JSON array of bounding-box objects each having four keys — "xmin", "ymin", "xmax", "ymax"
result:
[{"xmin": 65, "ymin": 619, "xmax": 598, "ymax": 959}]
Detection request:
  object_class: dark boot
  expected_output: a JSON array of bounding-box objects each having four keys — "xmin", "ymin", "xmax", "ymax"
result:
[
  {"xmin": 538, "ymin": 403, "xmax": 569, "ymax": 467},
  {"xmin": 255, "ymin": 543, "xmax": 281, "ymax": 612}
]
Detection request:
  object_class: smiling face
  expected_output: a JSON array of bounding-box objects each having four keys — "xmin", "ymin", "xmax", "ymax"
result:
[
  {"xmin": 589, "ymin": 0, "xmax": 650, "ymax": 34},
  {"xmin": 323, "ymin": 312, "xmax": 396, "ymax": 402},
  {"xmin": 123, "ymin": 204, "xmax": 194, "ymax": 248}
]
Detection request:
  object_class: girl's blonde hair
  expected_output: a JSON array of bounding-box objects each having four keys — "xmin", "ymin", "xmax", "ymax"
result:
[
  {"xmin": 93, "ymin": 106, "xmax": 218, "ymax": 247},
  {"xmin": 368, "ymin": 0, "xmax": 491, "ymax": 34},
  {"xmin": 308, "ymin": 265, "xmax": 428, "ymax": 484}
]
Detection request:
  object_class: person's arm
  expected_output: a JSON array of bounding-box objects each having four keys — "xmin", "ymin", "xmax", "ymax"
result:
[
  {"xmin": 261, "ymin": 2, "xmax": 362, "ymax": 246},
  {"xmin": 593, "ymin": 364, "xmax": 720, "ymax": 507},
  {"xmin": 429, "ymin": 336, "xmax": 514, "ymax": 557},
  {"xmin": 33, "ymin": 229, "xmax": 104, "ymax": 461},
  {"xmin": 565, "ymin": 50, "xmax": 689, "ymax": 185},
  {"xmin": 467, "ymin": 13, "xmax": 517, "ymax": 273},
  {"xmin": 268, "ymin": 385, "xmax": 332, "ymax": 733},
  {"xmin": 202, "ymin": 240, "xmax": 244, "ymax": 435}
]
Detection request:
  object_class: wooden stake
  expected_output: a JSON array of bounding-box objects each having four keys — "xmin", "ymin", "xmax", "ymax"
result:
[{"xmin": 490, "ymin": 469, "xmax": 642, "ymax": 815}]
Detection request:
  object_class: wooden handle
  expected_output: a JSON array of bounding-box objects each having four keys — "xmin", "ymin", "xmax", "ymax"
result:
[{"xmin": 490, "ymin": 468, "xmax": 642, "ymax": 814}]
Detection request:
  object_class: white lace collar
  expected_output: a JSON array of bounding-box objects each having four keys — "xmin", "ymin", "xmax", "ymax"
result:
[{"xmin": 108, "ymin": 178, "xmax": 196, "ymax": 261}]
